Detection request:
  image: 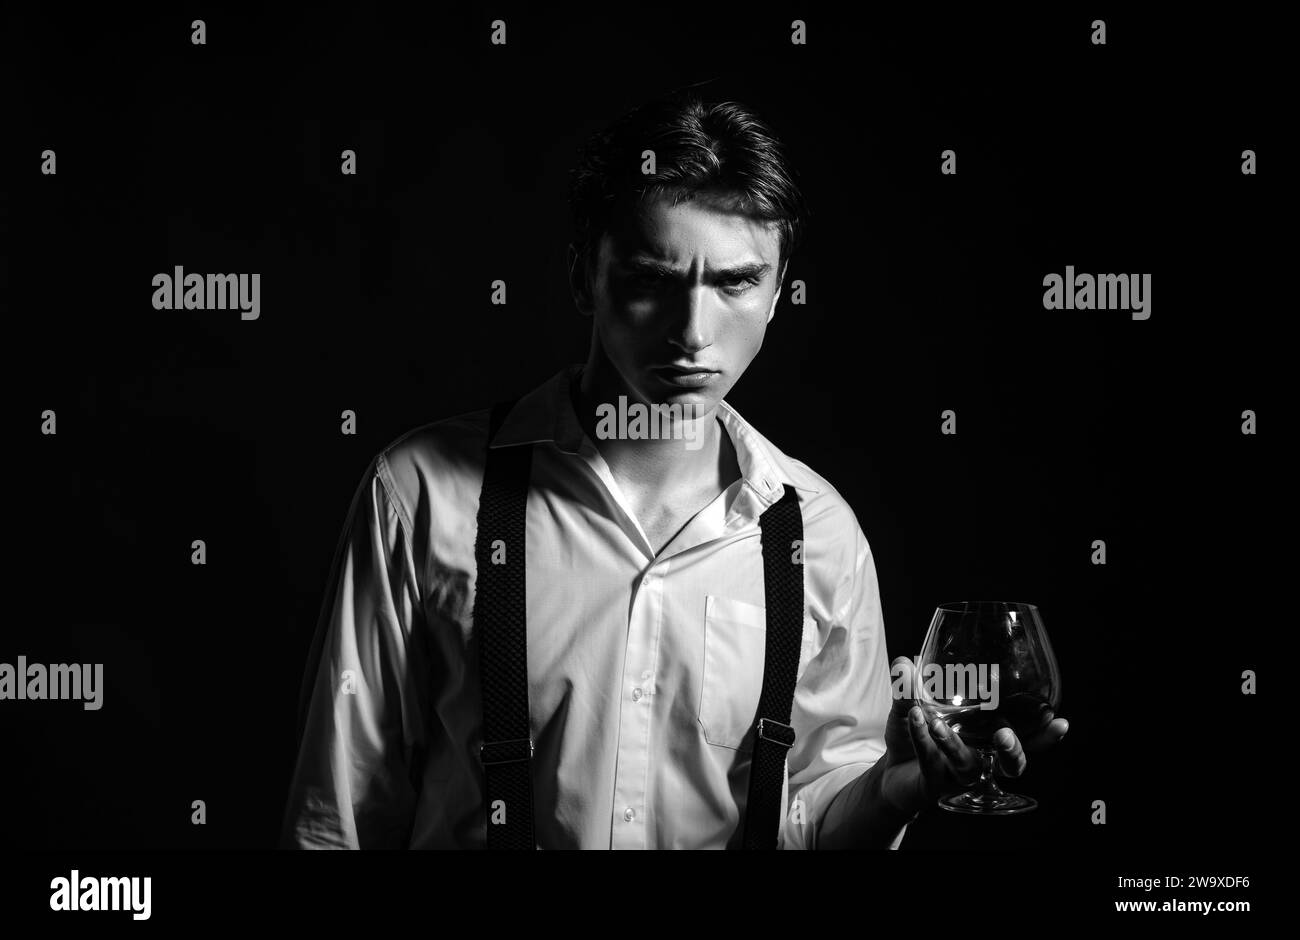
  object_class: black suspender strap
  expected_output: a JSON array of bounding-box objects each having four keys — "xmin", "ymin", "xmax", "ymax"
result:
[
  {"xmin": 742, "ymin": 483, "xmax": 806, "ymax": 850},
  {"xmin": 472, "ymin": 397, "xmax": 537, "ymax": 850}
]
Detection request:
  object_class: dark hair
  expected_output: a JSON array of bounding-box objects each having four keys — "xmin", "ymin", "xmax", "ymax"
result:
[{"xmin": 567, "ymin": 92, "xmax": 809, "ymax": 284}]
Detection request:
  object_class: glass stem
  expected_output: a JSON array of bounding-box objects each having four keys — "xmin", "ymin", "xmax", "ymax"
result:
[{"xmin": 976, "ymin": 748, "xmax": 1003, "ymax": 798}]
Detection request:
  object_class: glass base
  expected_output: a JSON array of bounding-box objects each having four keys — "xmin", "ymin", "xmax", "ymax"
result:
[
  {"xmin": 937, "ymin": 747, "xmax": 1040, "ymax": 815},
  {"xmin": 938, "ymin": 789, "xmax": 1038, "ymax": 815}
]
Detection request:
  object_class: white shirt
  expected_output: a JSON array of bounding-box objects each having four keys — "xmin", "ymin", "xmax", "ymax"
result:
[{"xmin": 282, "ymin": 364, "xmax": 907, "ymax": 849}]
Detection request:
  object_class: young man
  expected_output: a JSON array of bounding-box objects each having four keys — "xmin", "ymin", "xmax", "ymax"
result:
[{"xmin": 281, "ymin": 93, "xmax": 1065, "ymax": 850}]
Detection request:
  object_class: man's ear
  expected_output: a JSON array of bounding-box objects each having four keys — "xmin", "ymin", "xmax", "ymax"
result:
[{"xmin": 568, "ymin": 243, "xmax": 594, "ymax": 317}]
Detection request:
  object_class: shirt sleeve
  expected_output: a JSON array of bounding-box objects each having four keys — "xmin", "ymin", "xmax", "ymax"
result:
[
  {"xmin": 280, "ymin": 452, "xmax": 430, "ymax": 849},
  {"xmin": 779, "ymin": 522, "xmax": 910, "ymax": 850}
]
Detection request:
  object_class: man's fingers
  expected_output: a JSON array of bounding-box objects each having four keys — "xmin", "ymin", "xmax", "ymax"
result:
[
  {"xmin": 907, "ymin": 706, "xmax": 947, "ymax": 796},
  {"xmin": 993, "ymin": 728, "xmax": 1027, "ymax": 777},
  {"xmin": 909, "ymin": 707, "xmax": 983, "ymax": 791},
  {"xmin": 928, "ymin": 716, "xmax": 982, "ymax": 782},
  {"xmin": 1021, "ymin": 715, "xmax": 1070, "ymax": 752}
]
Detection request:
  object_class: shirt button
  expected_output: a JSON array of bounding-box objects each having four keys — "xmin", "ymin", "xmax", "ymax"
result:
[
  {"xmin": 624, "ymin": 807, "xmax": 636, "ymax": 822},
  {"xmin": 632, "ymin": 687, "xmax": 642, "ymax": 701}
]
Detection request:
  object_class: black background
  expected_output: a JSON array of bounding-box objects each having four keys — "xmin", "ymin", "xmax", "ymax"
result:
[{"xmin": 4, "ymin": 3, "xmax": 1276, "ymax": 883}]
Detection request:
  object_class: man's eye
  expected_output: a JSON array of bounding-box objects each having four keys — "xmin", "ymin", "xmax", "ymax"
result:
[{"xmin": 721, "ymin": 278, "xmax": 759, "ymax": 295}]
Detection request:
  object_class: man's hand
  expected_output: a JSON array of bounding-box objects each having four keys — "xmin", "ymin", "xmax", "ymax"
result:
[{"xmin": 875, "ymin": 655, "xmax": 1069, "ymax": 816}]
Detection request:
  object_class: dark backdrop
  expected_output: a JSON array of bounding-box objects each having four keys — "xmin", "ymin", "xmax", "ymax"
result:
[{"xmin": 6, "ymin": 6, "xmax": 1276, "ymax": 865}]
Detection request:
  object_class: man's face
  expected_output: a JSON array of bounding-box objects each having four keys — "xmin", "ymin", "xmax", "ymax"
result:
[{"xmin": 574, "ymin": 194, "xmax": 785, "ymax": 414}]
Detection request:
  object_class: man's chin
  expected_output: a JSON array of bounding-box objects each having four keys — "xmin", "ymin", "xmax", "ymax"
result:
[
  {"xmin": 640, "ymin": 384, "xmax": 721, "ymax": 414},
  {"xmin": 644, "ymin": 369, "xmax": 727, "ymax": 401}
]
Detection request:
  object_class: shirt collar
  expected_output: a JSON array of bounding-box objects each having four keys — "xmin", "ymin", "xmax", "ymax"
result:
[{"xmin": 490, "ymin": 364, "xmax": 821, "ymax": 499}]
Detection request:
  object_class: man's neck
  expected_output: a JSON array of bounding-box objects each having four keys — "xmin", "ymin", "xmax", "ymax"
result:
[{"xmin": 570, "ymin": 362, "xmax": 738, "ymax": 499}]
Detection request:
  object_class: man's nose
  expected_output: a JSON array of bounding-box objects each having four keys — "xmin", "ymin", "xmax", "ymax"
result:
[{"xmin": 666, "ymin": 284, "xmax": 712, "ymax": 353}]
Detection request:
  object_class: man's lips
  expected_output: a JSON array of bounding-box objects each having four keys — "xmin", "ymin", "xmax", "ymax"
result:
[
  {"xmin": 654, "ymin": 364, "xmax": 720, "ymax": 374},
  {"xmin": 651, "ymin": 365, "xmax": 720, "ymax": 387}
]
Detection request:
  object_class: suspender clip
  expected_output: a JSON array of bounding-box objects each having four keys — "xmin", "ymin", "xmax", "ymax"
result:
[
  {"xmin": 756, "ymin": 718, "xmax": 796, "ymax": 749},
  {"xmin": 480, "ymin": 736, "xmax": 535, "ymax": 766}
]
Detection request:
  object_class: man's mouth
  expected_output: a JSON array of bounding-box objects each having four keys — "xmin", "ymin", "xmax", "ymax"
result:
[{"xmin": 651, "ymin": 365, "xmax": 720, "ymax": 388}]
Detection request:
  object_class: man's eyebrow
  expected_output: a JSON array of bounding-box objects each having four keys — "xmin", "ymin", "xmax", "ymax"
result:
[
  {"xmin": 619, "ymin": 258, "xmax": 772, "ymax": 279},
  {"xmin": 712, "ymin": 261, "xmax": 772, "ymax": 280},
  {"xmin": 619, "ymin": 258, "xmax": 677, "ymax": 276}
]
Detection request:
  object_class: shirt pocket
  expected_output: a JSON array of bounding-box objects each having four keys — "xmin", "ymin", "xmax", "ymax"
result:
[{"xmin": 698, "ymin": 595, "xmax": 817, "ymax": 751}]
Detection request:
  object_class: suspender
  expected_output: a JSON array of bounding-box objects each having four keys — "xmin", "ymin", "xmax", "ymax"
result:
[
  {"xmin": 472, "ymin": 398, "xmax": 805, "ymax": 850},
  {"xmin": 473, "ymin": 399, "xmax": 537, "ymax": 850},
  {"xmin": 744, "ymin": 484, "xmax": 805, "ymax": 849}
]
